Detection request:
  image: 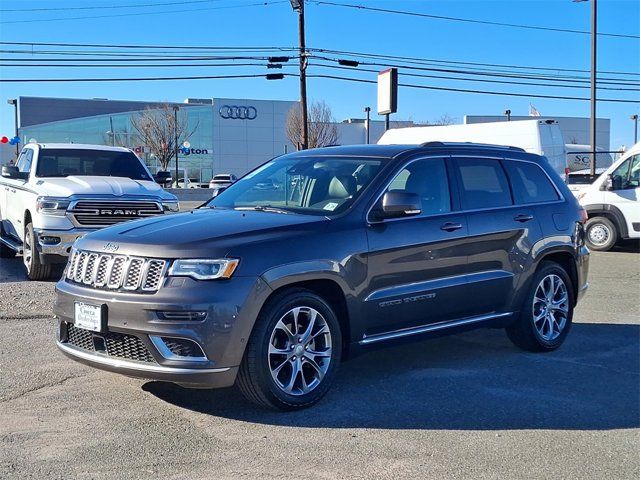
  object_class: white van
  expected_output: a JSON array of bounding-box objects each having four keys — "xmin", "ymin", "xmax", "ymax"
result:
[
  {"xmin": 378, "ymin": 119, "xmax": 567, "ymax": 175},
  {"xmin": 576, "ymin": 142, "xmax": 640, "ymax": 251}
]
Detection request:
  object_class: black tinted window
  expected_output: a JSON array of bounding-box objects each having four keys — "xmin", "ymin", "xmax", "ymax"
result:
[
  {"xmin": 385, "ymin": 158, "xmax": 451, "ymax": 216},
  {"xmin": 504, "ymin": 161, "xmax": 559, "ymax": 204},
  {"xmin": 455, "ymin": 158, "xmax": 512, "ymax": 210},
  {"xmin": 35, "ymin": 149, "xmax": 151, "ymax": 181}
]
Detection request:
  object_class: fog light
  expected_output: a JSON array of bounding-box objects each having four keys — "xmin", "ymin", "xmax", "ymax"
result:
[
  {"xmin": 40, "ymin": 236, "xmax": 61, "ymax": 245},
  {"xmin": 157, "ymin": 311, "xmax": 207, "ymax": 321}
]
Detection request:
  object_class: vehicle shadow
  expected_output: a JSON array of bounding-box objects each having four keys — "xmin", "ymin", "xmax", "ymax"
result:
[
  {"xmin": 0, "ymin": 257, "xmax": 64, "ymax": 284},
  {"xmin": 610, "ymin": 240, "xmax": 640, "ymax": 253},
  {"xmin": 143, "ymin": 322, "xmax": 639, "ymax": 430}
]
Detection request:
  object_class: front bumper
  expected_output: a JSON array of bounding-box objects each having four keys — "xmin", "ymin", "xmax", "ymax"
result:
[
  {"xmin": 34, "ymin": 228, "xmax": 94, "ymax": 257},
  {"xmin": 53, "ymin": 275, "xmax": 272, "ymax": 388}
]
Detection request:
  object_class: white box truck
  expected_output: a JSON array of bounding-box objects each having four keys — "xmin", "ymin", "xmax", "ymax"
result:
[{"xmin": 378, "ymin": 119, "xmax": 567, "ymax": 175}]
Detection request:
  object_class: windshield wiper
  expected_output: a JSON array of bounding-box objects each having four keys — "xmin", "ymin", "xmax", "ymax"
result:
[{"xmin": 235, "ymin": 205, "xmax": 294, "ymax": 214}]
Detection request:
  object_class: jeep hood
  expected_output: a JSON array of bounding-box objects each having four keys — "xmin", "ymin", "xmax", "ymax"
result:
[
  {"xmin": 37, "ymin": 176, "xmax": 172, "ymax": 199},
  {"xmin": 75, "ymin": 208, "xmax": 328, "ymax": 259}
]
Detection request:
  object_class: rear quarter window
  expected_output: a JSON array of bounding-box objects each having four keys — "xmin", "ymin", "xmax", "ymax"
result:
[{"xmin": 504, "ymin": 160, "xmax": 560, "ymax": 204}]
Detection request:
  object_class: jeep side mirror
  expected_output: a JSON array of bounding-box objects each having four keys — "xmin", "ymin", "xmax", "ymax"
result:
[
  {"xmin": 153, "ymin": 171, "xmax": 171, "ymax": 185},
  {"xmin": 377, "ymin": 191, "xmax": 421, "ymax": 219},
  {"xmin": 1, "ymin": 165, "xmax": 28, "ymax": 180}
]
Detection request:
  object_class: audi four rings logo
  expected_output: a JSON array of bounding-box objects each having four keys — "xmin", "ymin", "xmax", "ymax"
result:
[{"xmin": 219, "ymin": 105, "xmax": 257, "ymax": 120}]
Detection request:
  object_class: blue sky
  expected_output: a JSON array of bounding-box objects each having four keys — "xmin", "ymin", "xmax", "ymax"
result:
[{"xmin": 0, "ymin": 0, "xmax": 638, "ymax": 148}]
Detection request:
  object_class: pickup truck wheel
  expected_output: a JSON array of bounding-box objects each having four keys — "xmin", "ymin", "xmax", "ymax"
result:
[
  {"xmin": 585, "ymin": 216, "xmax": 617, "ymax": 251},
  {"xmin": 23, "ymin": 222, "xmax": 52, "ymax": 280},
  {"xmin": 237, "ymin": 289, "xmax": 342, "ymax": 410},
  {"xmin": 506, "ymin": 262, "xmax": 574, "ymax": 352}
]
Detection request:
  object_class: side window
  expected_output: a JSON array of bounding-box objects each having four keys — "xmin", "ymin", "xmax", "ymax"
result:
[
  {"xmin": 455, "ymin": 158, "xmax": 512, "ymax": 210},
  {"xmin": 627, "ymin": 155, "xmax": 640, "ymax": 188},
  {"xmin": 18, "ymin": 150, "xmax": 33, "ymax": 174},
  {"xmin": 15, "ymin": 150, "xmax": 27, "ymax": 170},
  {"xmin": 504, "ymin": 160, "xmax": 559, "ymax": 204},
  {"xmin": 384, "ymin": 158, "xmax": 451, "ymax": 216},
  {"xmin": 611, "ymin": 158, "xmax": 631, "ymax": 187}
]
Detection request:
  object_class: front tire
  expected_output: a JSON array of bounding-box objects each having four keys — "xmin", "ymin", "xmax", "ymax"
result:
[
  {"xmin": 237, "ymin": 289, "xmax": 342, "ymax": 410},
  {"xmin": 506, "ymin": 262, "xmax": 574, "ymax": 352},
  {"xmin": 585, "ymin": 216, "xmax": 617, "ymax": 251},
  {"xmin": 23, "ymin": 222, "xmax": 51, "ymax": 281}
]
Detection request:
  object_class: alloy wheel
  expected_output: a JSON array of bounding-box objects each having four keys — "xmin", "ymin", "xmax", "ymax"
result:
[
  {"xmin": 268, "ymin": 306, "xmax": 332, "ymax": 396},
  {"xmin": 532, "ymin": 274, "xmax": 569, "ymax": 341},
  {"xmin": 23, "ymin": 228, "xmax": 32, "ymax": 270}
]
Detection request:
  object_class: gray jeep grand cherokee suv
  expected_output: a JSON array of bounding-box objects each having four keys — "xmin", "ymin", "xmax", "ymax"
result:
[{"xmin": 54, "ymin": 143, "xmax": 589, "ymax": 410}]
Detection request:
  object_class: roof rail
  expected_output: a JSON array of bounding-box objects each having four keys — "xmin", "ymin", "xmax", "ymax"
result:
[{"xmin": 418, "ymin": 141, "xmax": 525, "ymax": 152}]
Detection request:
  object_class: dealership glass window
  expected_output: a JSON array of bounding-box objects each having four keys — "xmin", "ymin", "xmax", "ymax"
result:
[
  {"xmin": 454, "ymin": 158, "xmax": 513, "ymax": 210},
  {"xmin": 503, "ymin": 160, "xmax": 559, "ymax": 204}
]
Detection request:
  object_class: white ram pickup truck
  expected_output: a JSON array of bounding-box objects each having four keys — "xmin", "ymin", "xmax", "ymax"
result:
[{"xmin": 0, "ymin": 143, "xmax": 179, "ymax": 280}]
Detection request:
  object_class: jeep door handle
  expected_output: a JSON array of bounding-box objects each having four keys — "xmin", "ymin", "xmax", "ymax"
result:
[
  {"xmin": 440, "ymin": 222, "xmax": 463, "ymax": 232},
  {"xmin": 514, "ymin": 214, "xmax": 534, "ymax": 223}
]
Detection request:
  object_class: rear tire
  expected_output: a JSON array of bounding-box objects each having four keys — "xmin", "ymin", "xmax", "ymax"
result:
[
  {"xmin": 585, "ymin": 216, "xmax": 617, "ymax": 251},
  {"xmin": 237, "ymin": 289, "xmax": 342, "ymax": 411},
  {"xmin": 23, "ymin": 222, "xmax": 51, "ymax": 281},
  {"xmin": 506, "ymin": 261, "xmax": 574, "ymax": 352}
]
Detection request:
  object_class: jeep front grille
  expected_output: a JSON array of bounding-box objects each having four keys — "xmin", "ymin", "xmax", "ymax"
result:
[
  {"xmin": 69, "ymin": 200, "xmax": 163, "ymax": 227},
  {"xmin": 66, "ymin": 250, "xmax": 167, "ymax": 293},
  {"xmin": 65, "ymin": 323, "xmax": 156, "ymax": 363}
]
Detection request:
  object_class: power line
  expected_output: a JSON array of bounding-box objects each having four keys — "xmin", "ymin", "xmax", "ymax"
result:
[
  {"xmin": 307, "ymin": 74, "xmax": 640, "ymax": 104},
  {"xmin": 18, "ymin": 0, "xmax": 224, "ymax": 12},
  {"xmin": 310, "ymin": 1, "xmax": 640, "ymax": 39},
  {"xmin": 309, "ymin": 62, "xmax": 640, "ymax": 92},
  {"xmin": 0, "ymin": 41, "xmax": 297, "ymax": 52},
  {"xmin": 0, "ymin": 73, "xmax": 291, "ymax": 82},
  {"xmin": 0, "ymin": 1, "xmax": 287, "ymax": 24},
  {"xmin": 308, "ymin": 47, "xmax": 640, "ymax": 77}
]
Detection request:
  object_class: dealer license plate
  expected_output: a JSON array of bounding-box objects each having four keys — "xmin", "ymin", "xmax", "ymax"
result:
[{"xmin": 74, "ymin": 302, "xmax": 104, "ymax": 332}]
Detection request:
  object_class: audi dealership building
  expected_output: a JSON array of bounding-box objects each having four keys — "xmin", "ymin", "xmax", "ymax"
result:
[{"xmin": 11, "ymin": 96, "xmax": 403, "ymax": 183}]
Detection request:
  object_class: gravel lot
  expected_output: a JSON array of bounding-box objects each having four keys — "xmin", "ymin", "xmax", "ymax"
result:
[{"xmin": 1, "ymin": 243, "xmax": 638, "ymax": 479}]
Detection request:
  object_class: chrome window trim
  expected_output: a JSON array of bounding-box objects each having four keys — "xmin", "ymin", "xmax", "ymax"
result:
[{"xmin": 366, "ymin": 154, "xmax": 567, "ymax": 225}]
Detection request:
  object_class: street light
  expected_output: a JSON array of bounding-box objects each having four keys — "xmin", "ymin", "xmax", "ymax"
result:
[
  {"xmin": 290, "ymin": 0, "xmax": 308, "ymax": 150},
  {"xmin": 173, "ymin": 105, "xmax": 180, "ymax": 188},
  {"xmin": 631, "ymin": 115, "xmax": 638, "ymax": 144},
  {"xmin": 7, "ymin": 99, "xmax": 19, "ymax": 156},
  {"xmin": 573, "ymin": 0, "xmax": 597, "ymax": 175},
  {"xmin": 364, "ymin": 106, "xmax": 371, "ymax": 144}
]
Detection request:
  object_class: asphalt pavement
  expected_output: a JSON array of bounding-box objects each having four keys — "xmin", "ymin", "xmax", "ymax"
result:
[{"xmin": 0, "ymin": 243, "xmax": 638, "ymax": 479}]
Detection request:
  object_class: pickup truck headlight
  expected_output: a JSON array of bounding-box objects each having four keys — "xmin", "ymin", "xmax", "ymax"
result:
[
  {"xmin": 168, "ymin": 259, "xmax": 239, "ymax": 280},
  {"xmin": 36, "ymin": 197, "xmax": 70, "ymax": 216},
  {"xmin": 162, "ymin": 201, "xmax": 180, "ymax": 213}
]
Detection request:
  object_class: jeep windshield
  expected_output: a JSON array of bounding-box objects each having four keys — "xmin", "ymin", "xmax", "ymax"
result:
[
  {"xmin": 35, "ymin": 149, "xmax": 152, "ymax": 181},
  {"xmin": 206, "ymin": 156, "xmax": 384, "ymax": 215}
]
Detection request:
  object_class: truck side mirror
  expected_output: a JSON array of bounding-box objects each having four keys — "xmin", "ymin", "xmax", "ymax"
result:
[
  {"xmin": 605, "ymin": 174, "xmax": 622, "ymax": 191},
  {"xmin": 1, "ymin": 165, "xmax": 28, "ymax": 180}
]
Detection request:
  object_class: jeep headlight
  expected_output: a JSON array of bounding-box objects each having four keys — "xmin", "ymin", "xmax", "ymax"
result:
[
  {"xmin": 162, "ymin": 201, "xmax": 180, "ymax": 213},
  {"xmin": 36, "ymin": 197, "xmax": 70, "ymax": 216},
  {"xmin": 168, "ymin": 259, "xmax": 239, "ymax": 280}
]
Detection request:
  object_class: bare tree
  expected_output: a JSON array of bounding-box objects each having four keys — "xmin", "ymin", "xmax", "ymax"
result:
[
  {"xmin": 424, "ymin": 114, "xmax": 456, "ymax": 126},
  {"xmin": 286, "ymin": 100, "xmax": 338, "ymax": 149},
  {"xmin": 131, "ymin": 104, "xmax": 198, "ymax": 172}
]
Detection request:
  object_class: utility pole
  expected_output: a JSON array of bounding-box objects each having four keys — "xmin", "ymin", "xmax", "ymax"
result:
[
  {"xmin": 632, "ymin": 114, "xmax": 638, "ymax": 144},
  {"xmin": 590, "ymin": 0, "xmax": 597, "ymax": 176},
  {"xmin": 364, "ymin": 106, "xmax": 371, "ymax": 144},
  {"xmin": 291, "ymin": 1, "xmax": 308, "ymax": 150},
  {"xmin": 173, "ymin": 105, "xmax": 179, "ymax": 188}
]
